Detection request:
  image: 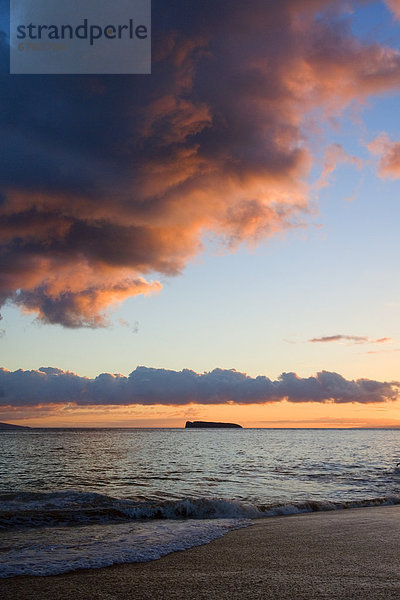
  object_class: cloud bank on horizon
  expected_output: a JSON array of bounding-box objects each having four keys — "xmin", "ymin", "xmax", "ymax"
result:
[
  {"xmin": 0, "ymin": 366, "xmax": 398, "ymax": 408},
  {"xmin": 1, "ymin": 1, "xmax": 400, "ymax": 327}
]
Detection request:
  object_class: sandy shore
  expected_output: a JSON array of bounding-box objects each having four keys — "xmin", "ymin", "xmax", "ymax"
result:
[{"xmin": 1, "ymin": 506, "xmax": 399, "ymax": 600}]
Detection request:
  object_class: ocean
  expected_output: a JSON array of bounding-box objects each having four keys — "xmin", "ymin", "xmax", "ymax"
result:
[{"xmin": 1, "ymin": 427, "xmax": 399, "ymax": 577}]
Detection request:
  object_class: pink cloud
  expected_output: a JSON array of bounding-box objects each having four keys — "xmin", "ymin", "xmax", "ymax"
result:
[
  {"xmin": 385, "ymin": 0, "xmax": 400, "ymax": 20},
  {"xmin": 368, "ymin": 133, "xmax": 400, "ymax": 179}
]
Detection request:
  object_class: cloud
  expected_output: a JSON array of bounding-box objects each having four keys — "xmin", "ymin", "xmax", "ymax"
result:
[
  {"xmin": 368, "ymin": 133, "xmax": 400, "ymax": 179},
  {"xmin": 14, "ymin": 280, "xmax": 160, "ymax": 328},
  {"xmin": 385, "ymin": 0, "xmax": 400, "ymax": 20},
  {"xmin": 118, "ymin": 318, "xmax": 139, "ymax": 333},
  {"xmin": 314, "ymin": 143, "xmax": 362, "ymax": 190},
  {"xmin": 309, "ymin": 335, "xmax": 392, "ymax": 344},
  {"xmin": 0, "ymin": 366, "xmax": 398, "ymax": 407},
  {"xmin": 2, "ymin": 1, "xmax": 400, "ymax": 326}
]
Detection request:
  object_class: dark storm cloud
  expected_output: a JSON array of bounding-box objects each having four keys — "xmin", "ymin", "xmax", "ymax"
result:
[
  {"xmin": 1, "ymin": 1, "xmax": 400, "ymax": 326},
  {"xmin": 0, "ymin": 366, "xmax": 398, "ymax": 407}
]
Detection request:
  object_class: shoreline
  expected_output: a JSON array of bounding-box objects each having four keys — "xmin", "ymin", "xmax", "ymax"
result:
[{"xmin": 1, "ymin": 505, "xmax": 400, "ymax": 599}]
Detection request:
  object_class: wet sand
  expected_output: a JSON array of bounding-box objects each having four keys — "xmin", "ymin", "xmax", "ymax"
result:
[{"xmin": 1, "ymin": 506, "xmax": 399, "ymax": 600}]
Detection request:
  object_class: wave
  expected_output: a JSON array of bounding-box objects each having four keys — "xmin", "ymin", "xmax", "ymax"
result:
[
  {"xmin": 1, "ymin": 490, "xmax": 400, "ymax": 530},
  {"xmin": 0, "ymin": 517, "xmax": 251, "ymax": 578},
  {"xmin": 2, "ymin": 492, "xmax": 400, "ymax": 578}
]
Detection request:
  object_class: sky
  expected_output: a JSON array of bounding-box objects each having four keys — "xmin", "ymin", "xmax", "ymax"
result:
[{"xmin": 1, "ymin": 0, "xmax": 400, "ymax": 427}]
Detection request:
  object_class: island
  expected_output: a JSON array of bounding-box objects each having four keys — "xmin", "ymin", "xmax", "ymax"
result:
[
  {"xmin": 185, "ymin": 421, "xmax": 242, "ymax": 429},
  {"xmin": 0, "ymin": 422, "xmax": 30, "ymax": 430}
]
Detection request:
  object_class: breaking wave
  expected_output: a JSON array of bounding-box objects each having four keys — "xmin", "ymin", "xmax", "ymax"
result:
[{"xmin": 1, "ymin": 490, "xmax": 400, "ymax": 530}]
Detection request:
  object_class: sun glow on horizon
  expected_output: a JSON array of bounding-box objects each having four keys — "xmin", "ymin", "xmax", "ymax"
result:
[{"xmin": 3, "ymin": 398, "xmax": 400, "ymax": 429}]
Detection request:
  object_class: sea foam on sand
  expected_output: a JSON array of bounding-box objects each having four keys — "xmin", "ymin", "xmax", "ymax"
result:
[{"xmin": 1, "ymin": 506, "xmax": 400, "ymax": 600}]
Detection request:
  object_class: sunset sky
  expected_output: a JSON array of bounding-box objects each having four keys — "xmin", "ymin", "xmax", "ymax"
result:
[{"xmin": 1, "ymin": 0, "xmax": 400, "ymax": 427}]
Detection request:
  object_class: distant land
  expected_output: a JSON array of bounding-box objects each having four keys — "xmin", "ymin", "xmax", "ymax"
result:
[
  {"xmin": 185, "ymin": 421, "xmax": 242, "ymax": 429},
  {"xmin": 0, "ymin": 422, "xmax": 30, "ymax": 430}
]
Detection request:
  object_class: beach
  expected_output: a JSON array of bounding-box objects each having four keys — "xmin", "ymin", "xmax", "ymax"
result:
[{"xmin": 1, "ymin": 505, "xmax": 399, "ymax": 600}]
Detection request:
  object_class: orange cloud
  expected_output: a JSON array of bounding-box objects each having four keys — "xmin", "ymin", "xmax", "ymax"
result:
[
  {"xmin": 385, "ymin": 0, "xmax": 400, "ymax": 20},
  {"xmin": 314, "ymin": 144, "xmax": 362, "ymax": 190},
  {"xmin": 16, "ymin": 279, "xmax": 161, "ymax": 328},
  {"xmin": 2, "ymin": 1, "xmax": 400, "ymax": 326},
  {"xmin": 368, "ymin": 133, "xmax": 400, "ymax": 179}
]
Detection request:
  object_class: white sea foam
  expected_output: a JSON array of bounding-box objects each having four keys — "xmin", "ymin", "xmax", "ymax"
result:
[{"xmin": 0, "ymin": 518, "xmax": 251, "ymax": 577}]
